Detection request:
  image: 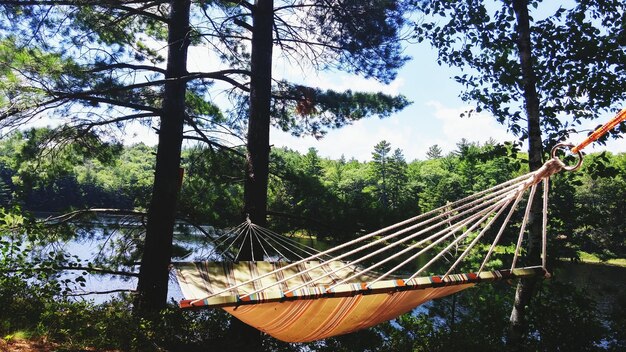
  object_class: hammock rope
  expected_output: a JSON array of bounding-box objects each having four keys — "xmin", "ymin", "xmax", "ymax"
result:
[{"xmin": 174, "ymin": 109, "xmax": 626, "ymax": 343}]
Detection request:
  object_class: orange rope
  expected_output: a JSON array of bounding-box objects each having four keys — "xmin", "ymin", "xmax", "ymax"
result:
[{"xmin": 571, "ymin": 107, "xmax": 626, "ymax": 154}]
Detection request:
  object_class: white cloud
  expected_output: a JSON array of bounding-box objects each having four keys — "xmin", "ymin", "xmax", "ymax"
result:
[
  {"xmin": 426, "ymin": 101, "xmax": 514, "ymax": 152},
  {"xmin": 121, "ymin": 122, "xmax": 159, "ymax": 146},
  {"xmin": 187, "ymin": 46, "xmax": 229, "ymax": 73}
]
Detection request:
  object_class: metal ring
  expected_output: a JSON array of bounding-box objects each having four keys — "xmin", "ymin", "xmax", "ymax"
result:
[{"xmin": 551, "ymin": 143, "xmax": 583, "ymax": 171}]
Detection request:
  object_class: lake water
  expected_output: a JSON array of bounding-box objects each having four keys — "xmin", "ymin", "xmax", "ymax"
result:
[
  {"xmin": 58, "ymin": 222, "xmax": 626, "ymax": 315},
  {"xmin": 552, "ymin": 261, "xmax": 626, "ymax": 317},
  {"xmin": 60, "ymin": 223, "xmax": 211, "ymax": 304}
]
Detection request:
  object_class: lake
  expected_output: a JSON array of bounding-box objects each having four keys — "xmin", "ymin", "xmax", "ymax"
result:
[
  {"xmin": 58, "ymin": 221, "xmax": 626, "ymax": 317},
  {"xmin": 552, "ymin": 261, "xmax": 626, "ymax": 317}
]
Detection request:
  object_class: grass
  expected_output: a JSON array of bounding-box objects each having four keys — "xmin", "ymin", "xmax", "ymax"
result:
[
  {"xmin": 3, "ymin": 330, "xmax": 31, "ymax": 343},
  {"xmin": 576, "ymin": 251, "xmax": 626, "ymax": 267}
]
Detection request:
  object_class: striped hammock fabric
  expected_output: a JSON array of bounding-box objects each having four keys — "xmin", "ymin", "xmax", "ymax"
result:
[{"xmin": 175, "ymin": 261, "xmax": 545, "ymax": 342}]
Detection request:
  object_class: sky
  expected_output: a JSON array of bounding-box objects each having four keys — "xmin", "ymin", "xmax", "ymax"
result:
[
  {"xmin": 125, "ymin": 17, "xmax": 526, "ymax": 161},
  {"xmin": 268, "ymin": 41, "xmax": 514, "ymax": 162},
  {"xmin": 252, "ymin": 1, "xmax": 626, "ymax": 162},
  {"xmin": 48, "ymin": 37, "xmax": 626, "ymax": 163},
  {"xmin": 265, "ymin": 39, "xmax": 626, "ymax": 162},
  {"xmin": 184, "ymin": 42, "xmax": 479, "ymax": 162}
]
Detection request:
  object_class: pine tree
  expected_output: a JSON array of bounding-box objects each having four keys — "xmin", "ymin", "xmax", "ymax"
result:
[{"xmin": 372, "ymin": 140, "xmax": 392, "ymax": 208}]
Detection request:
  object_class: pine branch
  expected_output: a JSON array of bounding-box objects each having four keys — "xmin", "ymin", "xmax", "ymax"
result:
[
  {"xmin": 1, "ymin": 266, "xmax": 139, "ymax": 277},
  {"xmin": 65, "ymin": 289, "xmax": 137, "ymax": 296},
  {"xmin": 42, "ymin": 208, "xmax": 147, "ymax": 225},
  {"xmin": 183, "ymin": 116, "xmax": 246, "ymax": 158},
  {"xmin": 87, "ymin": 63, "xmax": 166, "ymax": 75},
  {"xmin": 0, "ymin": 0, "xmax": 169, "ymax": 22},
  {"xmin": 76, "ymin": 112, "xmax": 158, "ymax": 131}
]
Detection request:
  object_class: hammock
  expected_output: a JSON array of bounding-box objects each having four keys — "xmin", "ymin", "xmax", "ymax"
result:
[
  {"xmin": 176, "ymin": 260, "xmax": 543, "ymax": 342},
  {"xmin": 174, "ymin": 109, "xmax": 626, "ymax": 343}
]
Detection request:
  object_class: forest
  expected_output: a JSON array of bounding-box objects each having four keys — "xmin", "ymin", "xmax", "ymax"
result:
[
  {"xmin": 2, "ymin": 130, "xmax": 626, "ymax": 351},
  {"xmin": 1, "ymin": 0, "xmax": 625, "ymax": 351}
]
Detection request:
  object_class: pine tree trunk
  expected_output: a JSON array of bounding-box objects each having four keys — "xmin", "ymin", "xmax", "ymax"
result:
[
  {"xmin": 241, "ymin": 0, "xmax": 273, "ymax": 256},
  {"xmin": 232, "ymin": 0, "xmax": 274, "ymax": 350},
  {"xmin": 135, "ymin": 0, "xmax": 190, "ymax": 315},
  {"xmin": 508, "ymin": 1, "xmax": 543, "ymax": 349}
]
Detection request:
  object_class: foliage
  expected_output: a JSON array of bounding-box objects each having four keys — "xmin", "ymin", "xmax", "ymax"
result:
[
  {"xmin": 0, "ymin": 129, "xmax": 151, "ymax": 212},
  {"xmin": 2, "ymin": 130, "xmax": 623, "ymax": 261},
  {"xmin": 526, "ymin": 281, "xmax": 608, "ymax": 351},
  {"xmin": 179, "ymin": 145, "xmax": 244, "ymax": 227},
  {"xmin": 549, "ymin": 152, "xmax": 626, "ymax": 261},
  {"xmin": 0, "ymin": 208, "xmax": 79, "ymax": 334},
  {"xmin": 272, "ymin": 85, "xmax": 411, "ymax": 138}
]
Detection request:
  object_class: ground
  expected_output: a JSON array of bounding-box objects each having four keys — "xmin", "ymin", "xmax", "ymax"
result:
[
  {"xmin": 0, "ymin": 338, "xmax": 56, "ymax": 352},
  {"xmin": 0, "ymin": 338, "xmax": 115, "ymax": 352}
]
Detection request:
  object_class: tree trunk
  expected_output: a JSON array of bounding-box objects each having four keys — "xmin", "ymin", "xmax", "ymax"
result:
[
  {"xmin": 241, "ymin": 0, "xmax": 273, "ymax": 256},
  {"xmin": 508, "ymin": 0, "xmax": 543, "ymax": 349},
  {"xmin": 231, "ymin": 1, "xmax": 274, "ymax": 350},
  {"xmin": 135, "ymin": 0, "xmax": 190, "ymax": 315}
]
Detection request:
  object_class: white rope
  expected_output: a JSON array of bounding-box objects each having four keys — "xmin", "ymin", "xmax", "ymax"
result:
[
  {"xmin": 322, "ymin": 187, "xmax": 526, "ymax": 291},
  {"xmin": 477, "ymin": 187, "xmax": 526, "ymax": 274},
  {"xmin": 250, "ymin": 224, "xmax": 329, "ymax": 260},
  {"xmin": 250, "ymin": 225, "xmax": 273, "ymax": 260},
  {"xmin": 189, "ymin": 173, "xmax": 537, "ymax": 304},
  {"xmin": 253, "ymin": 228, "xmax": 291, "ymax": 260},
  {"xmin": 233, "ymin": 232, "xmax": 249, "ymax": 261},
  {"xmin": 408, "ymin": 198, "xmax": 511, "ymax": 280},
  {"xmin": 255, "ymin": 187, "xmax": 519, "ymax": 297},
  {"xmin": 240, "ymin": 175, "xmax": 531, "ymax": 297},
  {"xmin": 511, "ymin": 183, "xmax": 538, "ymax": 270},
  {"xmin": 542, "ymin": 178, "xmax": 549, "ymax": 268},
  {"xmin": 332, "ymin": 202, "xmax": 503, "ymax": 290},
  {"xmin": 442, "ymin": 193, "xmax": 515, "ymax": 280},
  {"xmin": 216, "ymin": 223, "xmax": 249, "ymax": 259},
  {"xmin": 205, "ymin": 222, "xmax": 248, "ymax": 259}
]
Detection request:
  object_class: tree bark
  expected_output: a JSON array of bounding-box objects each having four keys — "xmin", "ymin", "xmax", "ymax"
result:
[
  {"xmin": 231, "ymin": 1, "xmax": 274, "ymax": 350},
  {"xmin": 508, "ymin": 0, "xmax": 543, "ymax": 349},
  {"xmin": 242, "ymin": 0, "xmax": 273, "ymax": 256},
  {"xmin": 134, "ymin": 0, "xmax": 190, "ymax": 315}
]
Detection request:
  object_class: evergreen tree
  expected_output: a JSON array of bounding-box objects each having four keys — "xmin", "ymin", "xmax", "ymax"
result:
[
  {"xmin": 371, "ymin": 140, "xmax": 392, "ymax": 208},
  {"xmin": 426, "ymin": 144, "xmax": 443, "ymax": 159},
  {"xmin": 0, "ymin": 0, "xmax": 412, "ymax": 322},
  {"xmin": 387, "ymin": 148, "xmax": 408, "ymax": 209}
]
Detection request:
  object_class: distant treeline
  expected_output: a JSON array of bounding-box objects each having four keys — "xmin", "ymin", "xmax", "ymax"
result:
[{"xmin": 1, "ymin": 129, "xmax": 624, "ymax": 259}]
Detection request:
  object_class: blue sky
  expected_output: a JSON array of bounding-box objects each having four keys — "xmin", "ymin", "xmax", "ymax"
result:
[
  {"xmin": 264, "ymin": 1, "xmax": 626, "ymax": 162},
  {"xmin": 266, "ymin": 39, "xmax": 626, "ymax": 162},
  {"xmin": 5, "ymin": 1, "xmax": 624, "ymax": 162},
  {"xmin": 43, "ymin": 37, "xmax": 625, "ymax": 162}
]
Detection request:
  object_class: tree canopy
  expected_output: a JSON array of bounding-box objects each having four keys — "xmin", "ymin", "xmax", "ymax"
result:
[{"xmin": 415, "ymin": 0, "xmax": 626, "ymax": 145}]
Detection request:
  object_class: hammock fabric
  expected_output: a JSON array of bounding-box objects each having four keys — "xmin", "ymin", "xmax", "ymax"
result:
[{"xmin": 175, "ymin": 261, "xmax": 544, "ymax": 342}]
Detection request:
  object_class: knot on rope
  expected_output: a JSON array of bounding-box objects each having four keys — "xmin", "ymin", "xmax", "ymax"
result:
[{"xmin": 529, "ymin": 158, "xmax": 565, "ymax": 186}]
